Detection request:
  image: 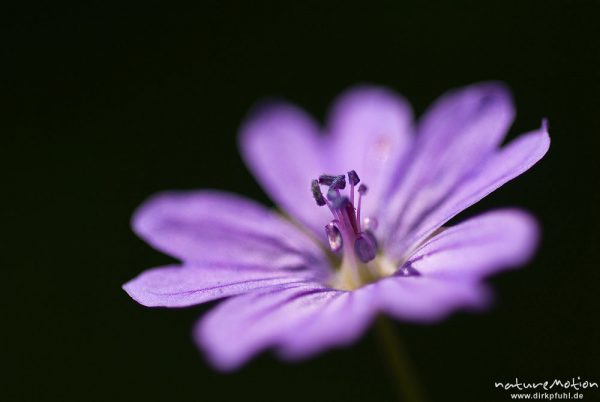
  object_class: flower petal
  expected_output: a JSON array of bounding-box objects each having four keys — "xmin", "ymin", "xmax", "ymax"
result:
[
  {"xmin": 239, "ymin": 103, "xmax": 332, "ymax": 237},
  {"xmin": 404, "ymin": 209, "xmax": 539, "ymax": 281},
  {"xmin": 239, "ymin": 87, "xmax": 414, "ymax": 239},
  {"xmin": 132, "ymin": 190, "xmax": 328, "ymax": 274},
  {"xmin": 123, "ymin": 265, "xmax": 318, "ymax": 307},
  {"xmin": 327, "ymin": 86, "xmax": 414, "ymax": 218},
  {"xmin": 195, "ymin": 283, "xmax": 346, "ymax": 371},
  {"xmin": 382, "ymin": 82, "xmax": 515, "ymax": 243},
  {"xmin": 277, "ymin": 284, "xmax": 379, "ymax": 360},
  {"xmin": 374, "ymin": 275, "xmax": 491, "ymax": 322},
  {"xmin": 196, "ymin": 273, "xmax": 489, "ymax": 370},
  {"xmin": 388, "ymin": 125, "xmax": 549, "ymax": 256}
]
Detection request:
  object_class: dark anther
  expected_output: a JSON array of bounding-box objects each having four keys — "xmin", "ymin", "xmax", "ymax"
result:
[
  {"xmin": 347, "ymin": 170, "xmax": 360, "ymax": 186},
  {"xmin": 358, "ymin": 184, "xmax": 368, "ymax": 194},
  {"xmin": 318, "ymin": 174, "xmax": 337, "ymax": 185},
  {"xmin": 331, "ymin": 175, "xmax": 346, "ymax": 189},
  {"xmin": 311, "ymin": 179, "xmax": 326, "ymax": 206},
  {"xmin": 319, "ymin": 174, "xmax": 346, "ymax": 189}
]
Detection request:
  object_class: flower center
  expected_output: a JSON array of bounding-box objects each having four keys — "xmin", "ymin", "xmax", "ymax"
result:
[{"xmin": 311, "ymin": 170, "xmax": 395, "ymax": 290}]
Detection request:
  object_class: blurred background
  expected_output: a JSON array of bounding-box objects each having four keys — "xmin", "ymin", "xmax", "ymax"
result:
[{"xmin": 4, "ymin": 1, "xmax": 600, "ymax": 401}]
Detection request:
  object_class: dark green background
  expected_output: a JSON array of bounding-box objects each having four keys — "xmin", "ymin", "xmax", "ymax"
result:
[{"xmin": 5, "ymin": 2, "xmax": 599, "ymax": 401}]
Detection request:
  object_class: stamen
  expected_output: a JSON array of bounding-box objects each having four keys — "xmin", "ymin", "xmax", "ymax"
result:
[
  {"xmin": 311, "ymin": 179, "xmax": 326, "ymax": 206},
  {"xmin": 325, "ymin": 222, "xmax": 343, "ymax": 252},
  {"xmin": 354, "ymin": 233, "xmax": 377, "ymax": 263},
  {"xmin": 319, "ymin": 174, "xmax": 346, "ymax": 189},
  {"xmin": 327, "ymin": 187, "xmax": 341, "ymax": 203},
  {"xmin": 330, "ymin": 194, "xmax": 349, "ymax": 211},
  {"xmin": 318, "ymin": 174, "xmax": 337, "ymax": 185},
  {"xmin": 309, "ymin": 170, "xmax": 382, "ymax": 289},
  {"xmin": 347, "ymin": 170, "xmax": 360, "ymax": 186},
  {"xmin": 331, "ymin": 196, "xmax": 358, "ymax": 254},
  {"xmin": 331, "ymin": 175, "xmax": 346, "ymax": 189},
  {"xmin": 356, "ymin": 184, "xmax": 367, "ymax": 231},
  {"xmin": 347, "ymin": 170, "xmax": 359, "ymax": 205},
  {"xmin": 341, "ymin": 198, "xmax": 359, "ymax": 233}
]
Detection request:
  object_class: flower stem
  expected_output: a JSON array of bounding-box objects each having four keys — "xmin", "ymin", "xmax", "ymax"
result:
[{"xmin": 375, "ymin": 316, "xmax": 427, "ymax": 402}]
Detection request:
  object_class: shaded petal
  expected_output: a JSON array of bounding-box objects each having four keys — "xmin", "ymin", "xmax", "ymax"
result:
[
  {"xmin": 132, "ymin": 190, "xmax": 328, "ymax": 274},
  {"xmin": 404, "ymin": 209, "xmax": 539, "ymax": 280},
  {"xmin": 388, "ymin": 125, "xmax": 549, "ymax": 256},
  {"xmin": 277, "ymin": 284, "xmax": 379, "ymax": 360},
  {"xmin": 196, "ymin": 273, "xmax": 490, "ymax": 370},
  {"xmin": 195, "ymin": 283, "xmax": 346, "ymax": 371},
  {"xmin": 123, "ymin": 264, "xmax": 319, "ymax": 308},
  {"xmin": 327, "ymin": 86, "xmax": 414, "ymax": 218},
  {"xmin": 374, "ymin": 275, "xmax": 491, "ymax": 322},
  {"xmin": 382, "ymin": 82, "xmax": 515, "ymax": 242},
  {"xmin": 239, "ymin": 103, "xmax": 331, "ymax": 237}
]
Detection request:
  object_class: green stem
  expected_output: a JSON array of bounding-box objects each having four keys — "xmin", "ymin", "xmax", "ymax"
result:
[{"xmin": 375, "ymin": 316, "xmax": 427, "ymax": 402}]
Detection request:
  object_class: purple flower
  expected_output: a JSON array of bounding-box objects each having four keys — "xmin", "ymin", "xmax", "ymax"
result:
[{"xmin": 123, "ymin": 82, "xmax": 549, "ymax": 371}]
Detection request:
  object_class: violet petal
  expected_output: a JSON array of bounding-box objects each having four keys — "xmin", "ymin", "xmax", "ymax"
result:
[
  {"xmin": 239, "ymin": 103, "xmax": 332, "ymax": 238},
  {"xmin": 195, "ymin": 273, "xmax": 489, "ymax": 371},
  {"xmin": 195, "ymin": 283, "xmax": 345, "ymax": 371},
  {"xmin": 382, "ymin": 82, "xmax": 515, "ymax": 242},
  {"xmin": 132, "ymin": 190, "xmax": 329, "ymax": 275},
  {"xmin": 404, "ymin": 209, "xmax": 539, "ymax": 280},
  {"xmin": 387, "ymin": 125, "xmax": 549, "ymax": 257},
  {"xmin": 374, "ymin": 275, "xmax": 491, "ymax": 322},
  {"xmin": 327, "ymin": 86, "xmax": 414, "ymax": 220},
  {"xmin": 239, "ymin": 87, "xmax": 414, "ymax": 240},
  {"xmin": 123, "ymin": 265, "xmax": 319, "ymax": 308}
]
